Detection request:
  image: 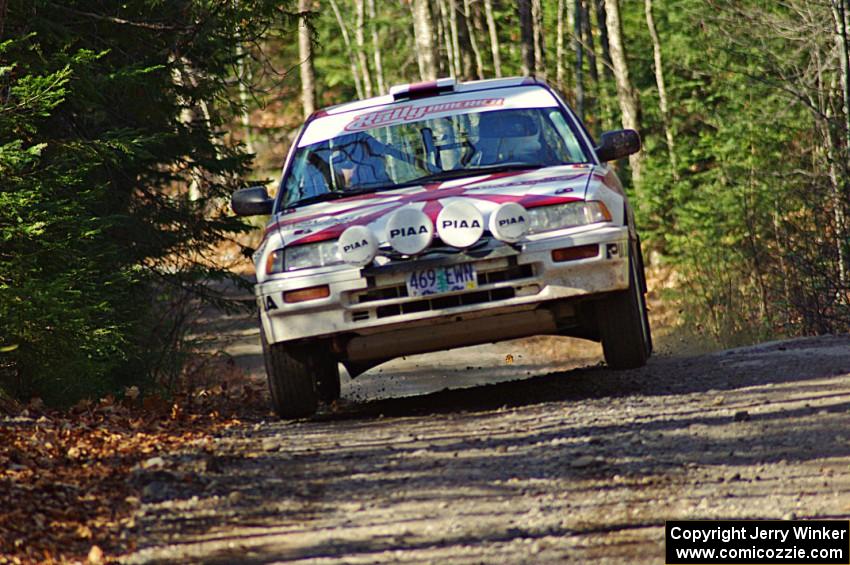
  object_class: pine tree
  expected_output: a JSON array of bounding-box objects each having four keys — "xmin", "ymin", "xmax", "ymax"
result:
[{"xmin": 0, "ymin": 0, "xmax": 290, "ymax": 404}]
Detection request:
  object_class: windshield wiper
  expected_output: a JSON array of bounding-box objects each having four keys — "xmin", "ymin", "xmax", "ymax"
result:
[
  {"xmin": 288, "ymin": 187, "xmax": 381, "ymax": 208},
  {"xmin": 409, "ymin": 163, "xmax": 545, "ymax": 184}
]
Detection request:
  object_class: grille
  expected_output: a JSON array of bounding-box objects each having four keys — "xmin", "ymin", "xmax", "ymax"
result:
[
  {"xmin": 354, "ymin": 263, "xmax": 533, "ymax": 305},
  {"xmin": 347, "ymin": 260, "xmax": 536, "ymax": 321},
  {"xmin": 478, "ymin": 263, "xmax": 533, "ymax": 285},
  {"xmin": 375, "ymin": 287, "xmax": 516, "ymax": 319}
]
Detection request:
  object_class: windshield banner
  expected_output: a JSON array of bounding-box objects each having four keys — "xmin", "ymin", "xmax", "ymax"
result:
[
  {"xmin": 298, "ymin": 86, "xmax": 559, "ymax": 147},
  {"xmin": 344, "ymin": 99, "xmax": 504, "ymax": 132}
]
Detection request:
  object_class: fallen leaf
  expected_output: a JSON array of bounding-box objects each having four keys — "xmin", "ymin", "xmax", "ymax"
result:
[
  {"xmin": 87, "ymin": 544, "xmax": 104, "ymax": 564},
  {"xmin": 76, "ymin": 524, "xmax": 92, "ymax": 539},
  {"xmin": 0, "ymin": 350, "xmax": 263, "ymax": 563}
]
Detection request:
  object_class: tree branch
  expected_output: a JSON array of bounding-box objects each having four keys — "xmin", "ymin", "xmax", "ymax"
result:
[{"xmin": 48, "ymin": 3, "xmax": 180, "ymax": 31}]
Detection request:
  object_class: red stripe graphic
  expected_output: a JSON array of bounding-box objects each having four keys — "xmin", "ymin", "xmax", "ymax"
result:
[{"xmin": 262, "ymin": 168, "xmax": 592, "ymax": 246}]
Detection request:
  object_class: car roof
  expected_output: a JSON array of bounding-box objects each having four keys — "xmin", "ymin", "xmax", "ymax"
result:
[{"xmin": 312, "ymin": 76, "xmax": 545, "ymax": 118}]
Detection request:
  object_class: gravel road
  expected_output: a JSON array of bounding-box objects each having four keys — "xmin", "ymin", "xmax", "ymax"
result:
[{"xmin": 123, "ymin": 305, "xmax": 850, "ymax": 564}]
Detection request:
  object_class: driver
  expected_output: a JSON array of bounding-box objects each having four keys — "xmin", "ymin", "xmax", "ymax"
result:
[{"xmin": 331, "ymin": 132, "xmax": 391, "ymax": 188}]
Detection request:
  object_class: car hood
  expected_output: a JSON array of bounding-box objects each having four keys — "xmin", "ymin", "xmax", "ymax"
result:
[{"xmin": 264, "ymin": 164, "xmax": 603, "ymax": 248}]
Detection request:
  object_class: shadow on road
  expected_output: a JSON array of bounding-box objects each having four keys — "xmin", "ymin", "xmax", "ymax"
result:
[
  {"xmin": 128, "ymin": 335, "xmax": 850, "ymax": 564},
  {"xmin": 316, "ymin": 335, "xmax": 850, "ymax": 421}
]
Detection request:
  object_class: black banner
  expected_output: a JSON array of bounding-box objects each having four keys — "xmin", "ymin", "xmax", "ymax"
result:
[{"xmin": 666, "ymin": 520, "xmax": 849, "ymax": 564}]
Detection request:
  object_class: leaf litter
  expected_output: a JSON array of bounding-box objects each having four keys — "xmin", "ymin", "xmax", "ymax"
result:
[{"xmin": 0, "ymin": 352, "xmax": 270, "ymax": 564}]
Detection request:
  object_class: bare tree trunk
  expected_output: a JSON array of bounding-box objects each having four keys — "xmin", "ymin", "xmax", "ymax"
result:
[
  {"xmin": 604, "ymin": 0, "xmax": 642, "ymax": 181},
  {"xmin": 437, "ymin": 0, "xmax": 455, "ymax": 76},
  {"xmin": 447, "ymin": 0, "xmax": 466, "ymax": 77},
  {"xmin": 472, "ymin": 2, "xmax": 490, "ymax": 73},
  {"xmin": 412, "ymin": 0, "xmax": 439, "ymax": 81},
  {"xmin": 329, "ymin": 0, "xmax": 365, "ymax": 98},
  {"xmin": 556, "ymin": 0, "xmax": 566, "ymax": 89},
  {"xmin": 824, "ymin": 102, "xmax": 847, "ymax": 287},
  {"xmin": 483, "ymin": 0, "xmax": 502, "ymax": 77},
  {"xmin": 464, "ymin": 0, "xmax": 485, "ymax": 79},
  {"xmin": 594, "ymin": 0, "xmax": 615, "ymax": 129},
  {"xmin": 772, "ymin": 203, "xmax": 794, "ymax": 329},
  {"xmin": 532, "ymin": 0, "xmax": 546, "ymax": 79},
  {"xmin": 744, "ymin": 129, "xmax": 772, "ymax": 324},
  {"xmin": 367, "ymin": 0, "xmax": 386, "ymax": 93},
  {"xmin": 172, "ymin": 61, "xmax": 223, "ymax": 201},
  {"xmin": 298, "ymin": 0, "xmax": 316, "ymax": 119},
  {"xmin": 836, "ymin": 0, "xmax": 850, "ymax": 286},
  {"xmin": 518, "ymin": 0, "xmax": 535, "ymax": 75},
  {"xmin": 235, "ymin": 45, "xmax": 254, "ymax": 154},
  {"xmin": 572, "ymin": 0, "xmax": 585, "ymax": 119},
  {"xmin": 582, "ymin": 0, "xmax": 598, "ymax": 133},
  {"xmin": 813, "ymin": 31, "xmax": 846, "ymax": 287},
  {"xmin": 595, "ymin": 0, "xmax": 614, "ymax": 79},
  {"xmin": 645, "ymin": 0, "xmax": 677, "ymax": 178},
  {"xmin": 833, "ymin": 0, "xmax": 850, "ymax": 159},
  {"xmin": 581, "ymin": 0, "xmax": 598, "ymax": 86},
  {"xmin": 354, "ymin": 0, "xmax": 373, "ymax": 97},
  {"xmin": 452, "ymin": 0, "xmax": 475, "ymax": 79}
]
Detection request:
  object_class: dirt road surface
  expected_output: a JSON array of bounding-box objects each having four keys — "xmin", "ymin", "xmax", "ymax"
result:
[{"xmin": 123, "ymin": 302, "xmax": 850, "ymax": 564}]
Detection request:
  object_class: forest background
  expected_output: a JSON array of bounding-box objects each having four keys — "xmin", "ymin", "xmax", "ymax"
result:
[{"xmin": 1, "ymin": 0, "xmax": 849, "ymax": 406}]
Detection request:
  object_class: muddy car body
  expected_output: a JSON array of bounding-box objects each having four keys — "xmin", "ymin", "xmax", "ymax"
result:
[{"xmin": 232, "ymin": 77, "xmax": 651, "ymax": 418}]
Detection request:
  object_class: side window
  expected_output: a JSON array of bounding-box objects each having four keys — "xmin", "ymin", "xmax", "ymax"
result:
[
  {"xmin": 283, "ymin": 149, "xmax": 331, "ymax": 205},
  {"xmin": 547, "ymin": 109, "xmax": 587, "ymax": 163}
]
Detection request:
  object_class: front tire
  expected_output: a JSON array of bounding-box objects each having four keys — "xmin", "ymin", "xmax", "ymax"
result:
[
  {"xmin": 260, "ymin": 330, "xmax": 333, "ymax": 419},
  {"xmin": 597, "ymin": 239, "xmax": 652, "ymax": 369}
]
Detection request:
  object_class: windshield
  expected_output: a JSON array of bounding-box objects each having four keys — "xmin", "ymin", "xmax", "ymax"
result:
[{"xmin": 281, "ymin": 106, "xmax": 590, "ymax": 208}]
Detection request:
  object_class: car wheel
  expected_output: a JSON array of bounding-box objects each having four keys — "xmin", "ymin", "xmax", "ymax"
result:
[
  {"xmin": 597, "ymin": 239, "xmax": 652, "ymax": 369},
  {"xmin": 635, "ymin": 237, "xmax": 654, "ymax": 356},
  {"xmin": 260, "ymin": 328, "xmax": 322, "ymax": 419}
]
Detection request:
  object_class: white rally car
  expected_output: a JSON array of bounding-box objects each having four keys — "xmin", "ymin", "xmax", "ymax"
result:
[{"xmin": 232, "ymin": 77, "xmax": 651, "ymax": 418}]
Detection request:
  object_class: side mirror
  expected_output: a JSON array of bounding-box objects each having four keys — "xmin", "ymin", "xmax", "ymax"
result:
[
  {"xmin": 232, "ymin": 186, "xmax": 274, "ymax": 216},
  {"xmin": 595, "ymin": 129, "xmax": 641, "ymax": 162}
]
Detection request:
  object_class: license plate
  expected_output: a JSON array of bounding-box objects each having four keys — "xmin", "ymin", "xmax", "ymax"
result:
[{"xmin": 406, "ymin": 264, "xmax": 478, "ymax": 297}]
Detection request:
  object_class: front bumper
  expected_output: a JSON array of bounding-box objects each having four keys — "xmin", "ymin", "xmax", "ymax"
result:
[{"xmin": 256, "ymin": 224, "xmax": 630, "ymax": 349}]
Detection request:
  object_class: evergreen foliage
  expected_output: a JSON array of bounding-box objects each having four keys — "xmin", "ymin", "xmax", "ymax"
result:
[{"xmin": 0, "ymin": 1, "xmax": 292, "ymax": 404}]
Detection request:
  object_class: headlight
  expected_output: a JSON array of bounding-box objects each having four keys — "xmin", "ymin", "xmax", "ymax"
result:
[
  {"xmin": 526, "ymin": 201, "xmax": 611, "ymax": 234},
  {"xmin": 285, "ymin": 241, "xmax": 341, "ymax": 271},
  {"xmin": 266, "ymin": 241, "xmax": 341, "ymax": 274}
]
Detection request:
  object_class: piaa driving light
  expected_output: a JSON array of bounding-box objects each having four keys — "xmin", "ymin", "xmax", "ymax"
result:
[{"xmin": 526, "ymin": 201, "xmax": 611, "ymax": 234}]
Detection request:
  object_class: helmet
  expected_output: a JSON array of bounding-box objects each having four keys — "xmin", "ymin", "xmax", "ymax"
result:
[{"xmin": 475, "ymin": 111, "xmax": 544, "ymax": 165}]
